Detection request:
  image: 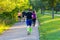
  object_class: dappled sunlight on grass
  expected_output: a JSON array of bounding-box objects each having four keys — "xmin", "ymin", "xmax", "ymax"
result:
[
  {"xmin": 45, "ymin": 31, "xmax": 60, "ymax": 40},
  {"xmin": 46, "ymin": 28, "xmax": 60, "ymax": 34},
  {"xmin": 40, "ymin": 20, "xmax": 60, "ymax": 40},
  {"xmin": 41, "ymin": 18, "xmax": 60, "ymax": 24},
  {"xmin": 40, "ymin": 20, "xmax": 60, "ymax": 33},
  {"xmin": 40, "ymin": 15, "xmax": 51, "ymax": 18}
]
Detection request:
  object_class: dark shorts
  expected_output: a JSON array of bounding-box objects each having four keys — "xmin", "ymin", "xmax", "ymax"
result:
[
  {"xmin": 26, "ymin": 19, "xmax": 32, "ymax": 26},
  {"xmin": 18, "ymin": 16, "xmax": 21, "ymax": 18}
]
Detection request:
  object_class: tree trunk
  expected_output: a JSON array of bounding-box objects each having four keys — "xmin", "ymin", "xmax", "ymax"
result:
[
  {"xmin": 42, "ymin": 8, "xmax": 45, "ymax": 15},
  {"xmin": 56, "ymin": 10, "xmax": 57, "ymax": 14},
  {"xmin": 52, "ymin": 7, "xmax": 54, "ymax": 19},
  {"xmin": 41, "ymin": 8, "xmax": 45, "ymax": 15},
  {"xmin": 41, "ymin": 8, "xmax": 43, "ymax": 14}
]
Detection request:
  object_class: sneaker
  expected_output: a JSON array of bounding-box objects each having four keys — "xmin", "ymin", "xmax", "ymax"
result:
[{"xmin": 27, "ymin": 32, "xmax": 31, "ymax": 35}]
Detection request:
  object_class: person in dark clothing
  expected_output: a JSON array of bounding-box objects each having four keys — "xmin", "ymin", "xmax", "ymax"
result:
[
  {"xmin": 22, "ymin": 11, "xmax": 26, "ymax": 17},
  {"xmin": 22, "ymin": 11, "xmax": 26, "ymax": 22},
  {"xmin": 26, "ymin": 12, "xmax": 32, "ymax": 26},
  {"xmin": 26, "ymin": 10, "xmax": 32, "ymax": 35}
]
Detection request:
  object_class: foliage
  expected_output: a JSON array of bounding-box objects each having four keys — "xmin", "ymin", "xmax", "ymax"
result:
[
  {"xmin": 0, "ymin": 0, "xmax": 30, "ymax": 13},
  {"xmin": 0, "ymin": 0, "xmax": 30, "ymax": 34},
  {"xmin": 0, "ymin": 0, "xmax": 16, "ymax": 13},
  {"xmin": 16, "ymin": 0, "xmax": 30, "ymax": 11}
]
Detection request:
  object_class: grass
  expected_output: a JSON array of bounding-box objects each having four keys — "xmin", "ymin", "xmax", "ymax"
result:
[
  {"xmin": 45, "ymin": 10, "xmax": 60, "ymax": 14},
  {"xmin": 37, "ymin": 10, "xmax": 60, "ymax": 40}
]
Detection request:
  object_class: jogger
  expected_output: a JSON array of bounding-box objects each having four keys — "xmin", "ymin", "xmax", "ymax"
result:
[
  {"xmin": 25, "ymin": 9, "xmax": 33, "ymax": 35},
  {"xmin": 18, "ymin": 11, "xmax": 22, "ymax": 22},
  {"xmin": 22, "ymin": 11, "xmax": 26, "ymax": 22}
]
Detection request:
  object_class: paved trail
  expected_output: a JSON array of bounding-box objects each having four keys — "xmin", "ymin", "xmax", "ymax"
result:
[{"xmin": 0, "ymin": 21, "xmax": 39, "ymax": 40}]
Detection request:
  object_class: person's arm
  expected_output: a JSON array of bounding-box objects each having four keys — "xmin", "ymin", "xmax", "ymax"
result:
[
  {"xmin": 31, "ymin": 13, "xmax": 33, "ymax": 19},
  {"xmin": 32, "ymin": 14, "xmax": 33, "ymax": 18}
]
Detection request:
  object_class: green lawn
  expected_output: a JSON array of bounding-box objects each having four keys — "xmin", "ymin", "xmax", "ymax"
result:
[
  {"xmin": 37, "ymin": 11, "xmax": 60, "ymax": 40},
  {"xmin": 45, "ymin": 10, "xmax": 60, "ymax": 14}
]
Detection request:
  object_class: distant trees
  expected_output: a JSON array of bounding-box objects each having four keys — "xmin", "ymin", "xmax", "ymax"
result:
[
  {"xmin": 29, "ymin": 0, "xmax": 60, "ymax": 19},
  {"xmin": 47, "ymin": 0, "xmax": 60, "ymax": 19},
  {"xmin": 55, "ymin": 3, "xmax": 60, "ymax": 14}
]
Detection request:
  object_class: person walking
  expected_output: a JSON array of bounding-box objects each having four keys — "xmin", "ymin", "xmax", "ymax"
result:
[
  {"xmin": 25, "ymin": 9, "xmax": 32, "ymax": 35},
  {"xmin": 18, "ymin": 11, "xmax": 22, "ymax": 22},
  {"xmin": 32, "ymin": 10, "xmax": 36, "ymax": 27},
  {"xmin": 22, "ymin": 11, "xmax": 26, "ymax": 22}
]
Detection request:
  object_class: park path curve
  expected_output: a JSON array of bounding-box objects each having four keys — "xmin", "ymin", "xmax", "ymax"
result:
[{"xmin": 0, "ymin": 20, "xmax": 39, "ymax": 40}]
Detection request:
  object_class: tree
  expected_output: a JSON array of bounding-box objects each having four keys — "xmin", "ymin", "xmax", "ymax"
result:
[
  {"xmin": 48, "ymin": 0, "xmax": 60, "ymax": 19},
  {"xmin": 40, "ymin": 0, "xmax": 60, "ymax": 18},
  {"xmin": 15, "ymin": 0, "xmax": 30, "ymax": 11},
  {"xmin": 0, "ymin": 0, "xmax": 30, "ymax": 25},
  {"xmin": 0, "ymin": 0, "xmax": 30, "ymax": 13},
  {"xmin": 55, "ymin": 2, "xmax": 60, "ymax": 14},
  {"xmin": 0, "ymin": 0, "xmax": 16, "ymax": 13},
  {"xmin": 29, "ymin": 0, "xmax": 41, "ymax": 11}
]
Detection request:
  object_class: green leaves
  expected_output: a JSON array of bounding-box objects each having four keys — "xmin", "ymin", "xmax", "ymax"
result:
[
  {"xmin": 0, "ymin": 0, "xmax": 30, "ymax": 13},
  {"xmin": 15, "ymin": 0, "xmax": 30, "ymax": 11},
  {"xmin": 0, "ymin": 0, "xmax": 16, "ymax": 13}
]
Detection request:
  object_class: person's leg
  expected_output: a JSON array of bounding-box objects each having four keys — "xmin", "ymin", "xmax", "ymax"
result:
[
  {"xmin": 23, "ymin": 16, "xmax": 25, "ymax": 22},
  {"xmin": 27, "ymin": 26, "xmax": 31, "ymax": 35},
  {"xmin": 33, "ymin": 19, "xmax": 36, "ymax": 27},
  {"xmin": 26, "ymin": 19, "xmax": 32, "ymax": 35},
  {"xmin": 18, "ymin": 16, "xmax": 20, "ymax": 22},
  {"xmin": 22, "ymin": 15, "xmax": 25, "ymax": 22},
  {"xmin": 19, "ymin": 16, "xmax": 22, "ymax": 22},
  {"xmin": 26, "ymin": 19, "xmax": 30, "ymax": 35},
  {"xmin": 28, "ymin": 19, "xmax": 32, "ymax": 34}
]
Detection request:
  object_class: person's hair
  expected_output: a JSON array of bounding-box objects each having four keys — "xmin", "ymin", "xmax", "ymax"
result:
[{"xmin": 33, "ymin": 11, "xmax": 35, "ymax": 13}]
